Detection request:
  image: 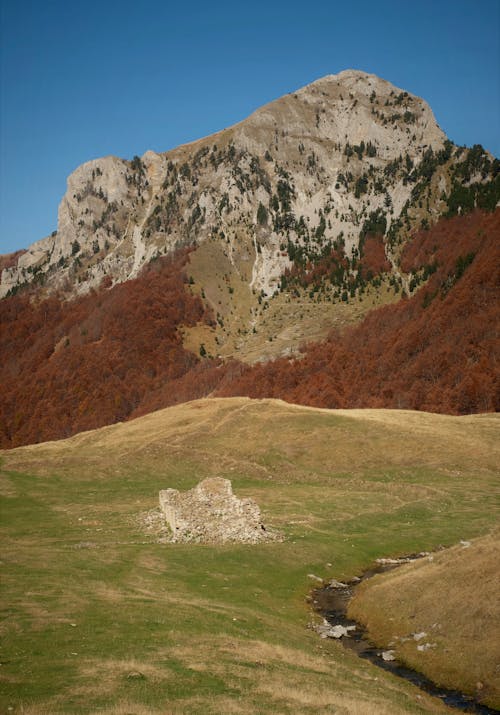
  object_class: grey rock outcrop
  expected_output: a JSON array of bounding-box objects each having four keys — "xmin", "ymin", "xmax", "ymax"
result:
[
  {"xmin": 159, "ymin": 477, "xmax": 281, "ymax": 544},
  {"xmin": 1, "ymin": 70, "xmax": 451, "ymax": 299}
]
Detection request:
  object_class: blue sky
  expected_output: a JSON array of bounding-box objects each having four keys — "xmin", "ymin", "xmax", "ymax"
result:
[{"xmin": 1, "ymin": 0, "xmax": 499, "ymax": 254}]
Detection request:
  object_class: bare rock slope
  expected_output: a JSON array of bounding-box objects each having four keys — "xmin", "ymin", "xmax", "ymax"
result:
[
  {"xmin": 3, "ymin": 70, "xmax": 497, "ymax": 367},
  {"xmin": 1, "ymin": 70, "xmax": 450, "ymax": 299}
]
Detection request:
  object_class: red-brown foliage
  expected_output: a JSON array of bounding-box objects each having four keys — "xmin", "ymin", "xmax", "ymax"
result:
[
  {"xmin": 283, "ymin": 248, "xmax": 348, "ymax": 289},
  {"xmin": 2, "ymin": 211, "xmax": 498, "ymax": 449},
  {"xmin": 217, "ymin": 210, "xmax": 500, "ymax": 414},
  {"xmin": 358, "ymin": 234, "xmax": 391, "ymax": 279},
  {"xmin": 0, "ymin": 249, "xmax": 222, "ymax": 448}
]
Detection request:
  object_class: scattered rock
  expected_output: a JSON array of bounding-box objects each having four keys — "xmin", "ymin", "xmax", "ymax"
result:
[
  {"xmin": 381, "ymin": 650, "xmax": 396, "ymax": 661},
  {"xmin": 158, "ymin": 477, "xmax": 282, "ymax": 544},
  {"xmin": 376, "ymin": 552, "xmax": 430, "ymax": 566},
  {"xmin": 314, "ymin": 619, "xmax": 355, "ymax": 639},
  {"xmin": 417, "ymin": 642, "xmax": 436, "ymax": 652},
  {"xmin": 329, "ymin": 625, "xmax": 351, "ymax": 639},
  {"xmin": 413, "ymin": 632, "xmax": 427, "ymax": 641},
  {"xmin": 72, "ymin": 541, "xmax": 99, "ymax": 549},
  {"xmin": 328, "ymin": 578, "xmax": 348, "ymax": 589},
  {"xmin": 308, "ymin": 574, "xmax": 323, "ymax": 582},
  {"xmin": 460, "ymin": 540, "xmax": 471, "ymax": 548},
  {"xmin": 125, "ymin": 670, "xmax": 146, "ymax": 681}
]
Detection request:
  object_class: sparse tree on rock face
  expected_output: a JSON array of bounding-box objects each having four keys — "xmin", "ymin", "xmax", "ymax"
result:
[
  {"xmin": 215, "ymin": 210, "xmax": 500, "ymax": 417},
  {"xmin": 257, "ymin": 202, "xmax": 268, "ymax": 226},
  {"xmin": 130, "ymin": 155, "xmax": 143, "ymax": 173}
]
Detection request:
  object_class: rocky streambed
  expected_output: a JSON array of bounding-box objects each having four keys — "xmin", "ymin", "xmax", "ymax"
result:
[{"xmin": 311, "ymin": 556, "xmax": 498, "ymax": 715}]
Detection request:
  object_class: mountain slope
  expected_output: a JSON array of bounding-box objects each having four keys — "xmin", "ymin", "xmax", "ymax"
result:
[
  {"xmin": 1, "ymin": 70, "xmax": 448, "ymax": 298},
  {"xmin": 217, "ymin": 209, "xmax": 500, "ymax": 414},
  {"xmin": 2, "ymin": 72, "xmax": 498, "ymax": 366},
  {"xmin": 1, "ymin": 71, "xmax": 499, "ymax": 448}
]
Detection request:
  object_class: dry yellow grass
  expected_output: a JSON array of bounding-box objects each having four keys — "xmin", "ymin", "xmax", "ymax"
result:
[
  {"xmin": 348, "ymin": 532, "xmax": 500, "ymax": 708},
  {"xmin": 4, "ymin": 397, "xmax": 499, "ymax": 478},
  {"xmin": 228, "ymin": 276, "xmax": 401, "ymax": 364},
  {"xmin": 182, "ymin": 232, "xmax": 402, "ymax": 365}
]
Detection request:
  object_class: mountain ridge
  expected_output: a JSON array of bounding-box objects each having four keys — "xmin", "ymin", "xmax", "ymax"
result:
[{"xmin": 1, "ymin": 69, "xmax": 450, "ymax": 301}]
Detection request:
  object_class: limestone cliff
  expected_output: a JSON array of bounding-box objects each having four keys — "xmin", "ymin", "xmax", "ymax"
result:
[
  {"xmin": 1, "ymin": 70, "xmax": 452, "ymax": 299},
  {"xmin": 2, "ymin": 69, "xmax": 497, "ymax": 371}
]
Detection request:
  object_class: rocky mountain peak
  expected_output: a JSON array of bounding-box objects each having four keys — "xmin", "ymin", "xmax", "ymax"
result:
[
  {"xmin": 1, "ymin": 70, "xmax": 495, "ymax": 316},
  {"xmin": 240, "ymin": 69, "xmax": 445, "ymax": 155}
]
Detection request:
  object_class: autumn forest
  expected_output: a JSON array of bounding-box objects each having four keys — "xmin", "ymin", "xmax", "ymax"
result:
[{"xmin": 1, "ymin": 209, "xmax": 498, "ymax": 448}]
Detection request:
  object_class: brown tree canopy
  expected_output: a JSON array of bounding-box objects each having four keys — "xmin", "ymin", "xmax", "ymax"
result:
[
  {"xmin": 0, "ymin": 250, "xmax": 220, "ymax": 448},
  {"xmin": 217, "ymin": 210, "xmax": 500, "ymax": 414},
  {"xmin": 1, "ymin": 210, "xmax": 498, "ymax": 449}
]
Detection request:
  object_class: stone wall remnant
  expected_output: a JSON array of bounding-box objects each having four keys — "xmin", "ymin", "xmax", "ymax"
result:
[{"xmin": 158, "ymin": 477, "xmax": 281, "ymax": 544}]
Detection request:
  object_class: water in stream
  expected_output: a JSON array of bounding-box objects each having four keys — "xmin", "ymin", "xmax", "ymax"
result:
[{"xmin": 312, "ymin": 563, "xmax": 498, "ymax": 715}]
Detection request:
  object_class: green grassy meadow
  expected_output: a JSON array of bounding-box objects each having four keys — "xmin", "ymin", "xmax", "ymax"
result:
[{"xmin": 1, "ymin": 398, "xmax": 498, "ymax": 714}]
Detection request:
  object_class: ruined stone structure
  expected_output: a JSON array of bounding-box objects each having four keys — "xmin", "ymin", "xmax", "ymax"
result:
[{"xmin": 158, "ymin": 477, "xmax": 280, "ymax": 544}]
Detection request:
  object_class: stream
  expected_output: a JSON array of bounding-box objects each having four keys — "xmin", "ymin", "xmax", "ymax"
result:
[{"xmin": 311, "ymin": 558, "xmax": 498, "ymax": 714}]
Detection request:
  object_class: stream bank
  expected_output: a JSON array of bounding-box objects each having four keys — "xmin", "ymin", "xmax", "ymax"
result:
[{"xmin": 311, "ymin": 556, "xmax": 498, "ymax": 715}]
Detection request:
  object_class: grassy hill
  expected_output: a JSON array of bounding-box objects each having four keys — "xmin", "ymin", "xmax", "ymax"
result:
[{"xmin": 1, "ymin": 397, "xmax": 498, "ymax": 713}]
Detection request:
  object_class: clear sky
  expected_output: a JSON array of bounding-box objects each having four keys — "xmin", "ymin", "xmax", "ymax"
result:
[{"xmin": 1, "ymin": 0, "xmax": 499, "ymax": 254}]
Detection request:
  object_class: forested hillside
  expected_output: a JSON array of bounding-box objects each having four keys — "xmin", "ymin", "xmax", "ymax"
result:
[
  {"xmin": 217, "ymin": 209, "xmax": 499, "ymax": 413},
  {"xmin": 0, "ymin": 250, "xmax": 220, "ymax": 447},
  {"xmin": 1, "ymin": 210, "xmax": 498, "ymax": 449}
]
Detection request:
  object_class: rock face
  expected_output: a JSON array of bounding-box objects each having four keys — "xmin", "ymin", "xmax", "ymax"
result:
[
  {"xmin": 1, "ymin": 69, "xmax": 455, "ymax": 299},
  {"xmin": 158, "ymin": 477, "xmax": 280, "ymax": 543}
]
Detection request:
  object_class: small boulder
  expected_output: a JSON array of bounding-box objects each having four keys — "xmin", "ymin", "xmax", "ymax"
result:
[
  {"xmin": 314, "ymin": 619, "xmax": 355, "ymax": 639},
  {"xmin": 328, "ymin": 578, "xmax": 348, "ymax": 589},
  {"xmin": 125, "ymin": 671, "xmax": 146, "ymax": 681},
  {"xmin": 381, "ymin": 650, "xmax": 396, "ymax": 661},
  {"xmin": 413, "ymin": 631, "xmax": 427, "ymax": 641}
]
